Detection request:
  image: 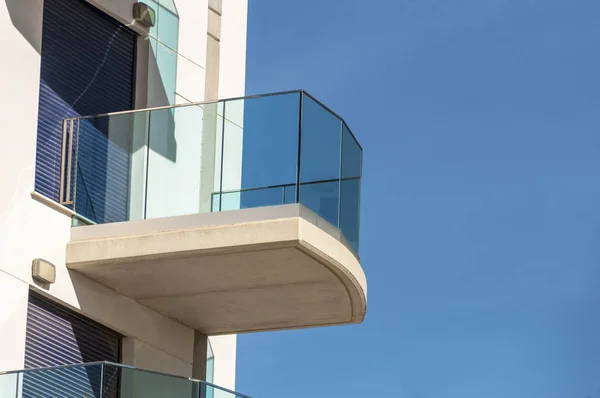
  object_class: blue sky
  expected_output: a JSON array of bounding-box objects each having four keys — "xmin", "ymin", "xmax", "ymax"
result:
[{"xmin": 237, "ymin": 1, "xmax": 600, "ymax": 397}]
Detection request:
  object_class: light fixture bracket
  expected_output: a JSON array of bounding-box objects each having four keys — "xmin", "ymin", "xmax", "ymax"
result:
[{"xmin": 133, "ymin": 2, "xmax": 156, "ymax": 28}]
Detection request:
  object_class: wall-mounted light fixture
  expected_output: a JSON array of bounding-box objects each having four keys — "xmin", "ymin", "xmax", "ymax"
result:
[
  {"xmin": 32, "ymin": 258, "xmax": 56, "ymax": 284},
  {"xmin": 133, "ymin": 2, "xmax": 156, "ymax": 28}
]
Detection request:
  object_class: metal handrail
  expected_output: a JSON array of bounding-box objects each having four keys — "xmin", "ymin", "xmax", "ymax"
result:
[
  {"xmin": 61, "ymin": 89, "xmax": 362, "ymax": 151},
  {"xmin": 64, "ymin": 90, "xmax": 302, "ymax": 120},
  {"xmin": 213, "ymin": 176, "xmax": 361, "ymax": 196},
  {"xmin": 58, "ymin": 90, "xmax": 363, "ymax": 204}
]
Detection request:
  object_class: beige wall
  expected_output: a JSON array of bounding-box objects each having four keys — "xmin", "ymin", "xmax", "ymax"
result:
[{"xmin": 123, "ymin": 337, "xmax": 192, "ymax": 377}]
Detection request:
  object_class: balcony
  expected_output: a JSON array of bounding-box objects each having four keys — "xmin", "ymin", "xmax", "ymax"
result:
[
  {"xmin": 0, "ymin": 362, "xmax": 248, "ymax": 397},
  {"xmin": 61, "ymin": 90, "xmax": 367, "ymax": 334}
]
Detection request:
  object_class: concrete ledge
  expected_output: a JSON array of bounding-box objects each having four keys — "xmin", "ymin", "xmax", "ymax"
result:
[{"xmin": 66, "ymin": 205, "xmax": 367, "ymax": 334}]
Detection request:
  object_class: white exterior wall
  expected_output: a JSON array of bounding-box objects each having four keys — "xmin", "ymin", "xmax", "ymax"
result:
[
  {"xmin": 0, "ymin": 0, "xmax": 247, "ymax": 392},
  {"xmin": 0, "ymin": 0, "xmax": 44, "ymax": 376},
  {"xmin": 209, "ymin": 2, "xmax": 248, "ymax": 389},
  {"xmin": 218, "ymin": 0, "xmax": 247, "ymax": 99},
  {"xmin": 209, "ymin": 335, "xmax": 237, "ymax": 398}
]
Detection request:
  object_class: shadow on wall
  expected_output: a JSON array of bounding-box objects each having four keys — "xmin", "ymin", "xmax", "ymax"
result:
[
  {"xmin": 5, "ymin": 0, "xmax": 43, "ymax": 54},
  {"xmin": 142, "ymin": 39, "xmax": 177, "ymax": 161}
]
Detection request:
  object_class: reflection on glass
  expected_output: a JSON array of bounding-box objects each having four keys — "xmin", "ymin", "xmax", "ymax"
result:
[
  {"xmin": 340, "ymin": 122, "xmax": 362, "ymax": 252},
  {"xmin": 119, "ymin": 364, "xmax": 194, "ymax": 397},
  {"xmin": 218, "ymin": 187, "xmax": 285, "ymax": 211},
  {"xmin": 239, "ymin": 93, "xmax": 300, "ymax": 189},
  {"xmin": 207, "ymin": 343, "xmax": 215, "ymax": 381},
  {"xmin": 4, "ymin": 362, "xmax": 249, "ymax": 398},
  {"xmin": 143, "ymin": 0, "xmax": 179, "ymax": 106},
  {"xmin": 220, "ymin": 99, "xmax": 244, "ymax": 196},
  {"xmin": 213, "ymin": 184, "xmax": 297, "ymax": 211},
  {"xmin": 145, "ymin": 104, "xmax": 203, "ymax": 219},
  {"xmin": 340, "ymin": 179, "xmax": 361, "ymax": 252},
  {"xmin": 74, "ymin": 113, "xmax": 137, "ymax": 225},
  {"xmin": 67, "ymin": 91, "xmax": 362, "ymax": 252},
  {"xmin": 220, "ymin": 191, "xmax": 241, "ymax": 212},
  {"xmin": 154, "ymin": 41, "xmax": 178, "ymax": 105},
  {"xmin": 342, "ymin": 123, "xmax": 362, "ymax": 179},
  {"xmin": 102, "ymin": 363, "xmax": 120, "ymax": 397},
  {"xmin": 212, "ymin": 193, "xmax": 221, "ymax": 212},
  {"xmin": 284, "ymin": 185, "xmax": 297, "ymax": 205},
  {"xmin": 21, "ymin": 362, "xmax": 103, "ymax": 397},
  {"xmin": 212, "ymin": 101, "xmax": 225, "ymax": 194},
  {"xmin": 239, "ymin": 187, "xmax": 287, "ymax": 209},
  {"xmin": 129, "ymin": 111, "xmax": 151, "ymax": 221},
  {"xmin": 300, "ymin": 94, "xmax": 342, "ymax": 183},
  {"xmin": 146, "ymin": 36, "xmax": 206, "ymax": 108},
  {"xmin": 299, "ymin": 180, "xmax": 340, "ymax": 228}
]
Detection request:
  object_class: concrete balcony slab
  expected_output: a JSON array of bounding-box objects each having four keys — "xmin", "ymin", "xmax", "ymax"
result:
[{"xmin": 66, "ymin": 204, "xmax": 367, "ymax": 334}]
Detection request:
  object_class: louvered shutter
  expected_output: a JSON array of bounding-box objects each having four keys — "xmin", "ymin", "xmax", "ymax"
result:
[
  {"xmin": 34, "ymin": 0, "xmax": 136, "ymax": 223},
  {"xmin": 23, "ymin": 291, "xmax": 121, "ymax": 397}
]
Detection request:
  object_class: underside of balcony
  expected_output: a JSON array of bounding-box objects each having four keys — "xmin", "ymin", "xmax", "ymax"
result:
[{"xmin": 66, "ymin": 204, "xmax": 367, "ymax": 335}]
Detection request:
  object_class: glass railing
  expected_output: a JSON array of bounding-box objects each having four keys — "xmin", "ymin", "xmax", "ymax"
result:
[
  {"xmin": 61, "ymin": 90, "xmax": 362, "ymax": 252},
  {"xmin": 0, "ymin": 361, "xmax": 249, "ymax": 398}
]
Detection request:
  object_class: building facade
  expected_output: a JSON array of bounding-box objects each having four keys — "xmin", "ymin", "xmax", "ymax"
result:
[{"xmin": 0, "ymin": 0, "xmax": 366, "ymax": 396}]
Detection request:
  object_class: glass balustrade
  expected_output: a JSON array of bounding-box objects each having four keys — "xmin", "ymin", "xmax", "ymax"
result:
[
  {"xmin": 62, "ymin": 91, "xmax": 362, "ymax": 252},
  {"xmin": 0, "ymin": 362, "xmax": 249, "ymax": 398}
]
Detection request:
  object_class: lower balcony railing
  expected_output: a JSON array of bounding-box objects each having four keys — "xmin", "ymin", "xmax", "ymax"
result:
[{"xmin": 0, "ymin": 362, "xmax": 249, "ymax": 398}]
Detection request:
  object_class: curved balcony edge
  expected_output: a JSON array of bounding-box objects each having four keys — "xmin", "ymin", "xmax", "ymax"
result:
[{"xmin": 66, "ymin": 204, "xmax": 367, "ymax": 334}]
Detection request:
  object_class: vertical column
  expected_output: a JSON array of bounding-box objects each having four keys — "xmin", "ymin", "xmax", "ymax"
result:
[
  {"xmin": 198, "ymin": 1, "xmax": 223, "ymax": 214},
  {"xmin": 192, "ymin": 331, "xmax": 208, "ymax": 381},
  {"xmin": 205, "ymin": 0, "xmax": 222, "ymax": 101}
]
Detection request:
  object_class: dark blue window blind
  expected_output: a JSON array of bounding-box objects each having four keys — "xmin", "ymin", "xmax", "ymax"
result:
[{"xmin": 35, "ymin": 0, "xmax": 136, "ymax": 223}]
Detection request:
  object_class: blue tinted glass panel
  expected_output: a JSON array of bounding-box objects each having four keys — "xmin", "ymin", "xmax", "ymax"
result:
[
  {"xmin": 342, "ymin": 122, "xmax": 362, "ymax": 179},
  {"xmin": 235, "ymin": 93, "xmax": 300, "ymax": 190},
  {"xmin": 340, "ymin": 178, "xmax": 360, "ymax": 252},
  {"xmin": 220, "ymin": 100, "xmax": 244, "ymax": 199},
  {"xmin": 239, "ymin": 187, "xmax": 285, "ymax": 209},
  {"xmin": 212, "ymin": 193, "xmax": 221, "ymax": 212},
  {"xmin": 284, "ymin": 184, "xmax": 297, "ymax": 204},
  {"xmin": 219, "ymin": 191, "xmax": 240, "ymax": 212},
  {"xmin": 157, "ymin": 5, "xmax": 179, "ymax": 49},
  {"xmin": 299, "ymin": 180, "xmax": 340, "ymax": 227},
  {"xmin": 299, "ymin": 94, "xmax": 342, "ymax": 183},
  {"xmin": 118, "ymin": 364, "xmax": 195, "ymax": 396},
  {"xmin": 158, "ymin": 0, "xmax": 177, "ymax": 14}
]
